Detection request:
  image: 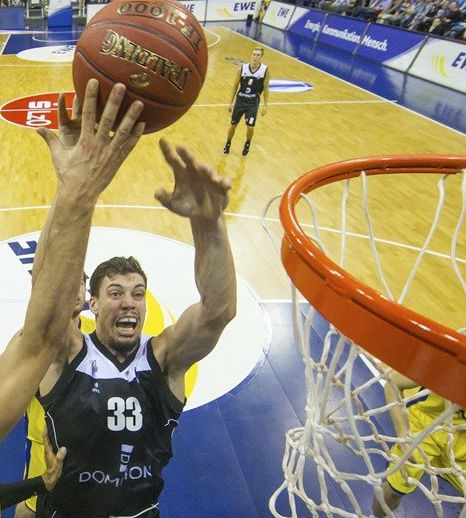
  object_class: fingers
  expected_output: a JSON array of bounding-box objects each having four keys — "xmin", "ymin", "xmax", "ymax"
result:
[
  {"xmin": 36, "ymin": 127, "xmax": 60, "ymax": 153},
  {"xmin": 71, "ymin": 93, "xmax": 82, "ymax": 120},
  {"xmin": 159, "ymin": 138, "xmax": 198, "ymax": 171},
  {"xmin": 57, "ymin": 93, "xmax": 70, "ymax": 128},
  {"xmin": 95, "ymin": 83, "xmax": 127, "ymax": 139},
  {"xmin": 80, "ymin": 78, "xmax": 99, "ymax": 135},
  {"xmin": 154, "ymin": 187, "xmax": 172, "ymax": 208},
  {"xmin": 175, "ymin": 144, "xmax": 198, "ymax": 171},
  {"xmin": 118, "ymin": 120, "xmax": 146, "ymax": 160},
  {"xmin": 111, "ymin": 100, "xmax": 145, "ymax": 151},
  {"xmin": 159, "ymin": 138, "xmax": 185, "ymax": 172},
  {"xmin": 56, "ymin": 446, "xmax": 67, "ymax": 462},
  {"xmin": 159, "ymin": 138, "xmax": 230, "ymax": 192},
  {"xmin": 42, "ymin": 425, "xmax": 50, "ymax": 446}
]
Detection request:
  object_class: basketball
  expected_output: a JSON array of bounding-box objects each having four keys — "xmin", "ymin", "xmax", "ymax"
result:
[{"xmin": 72, "ymin": 0, "xmax": 208, "ymax": 133}]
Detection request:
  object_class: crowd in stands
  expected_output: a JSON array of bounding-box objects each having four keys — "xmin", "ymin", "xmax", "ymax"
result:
[
  {"xmin": 1, "ymin": 0, "xmax": 465, "ymax": 39},
  {"xmin": 315, "ymin": 0, "xmax": 466, "ymax": 39}
]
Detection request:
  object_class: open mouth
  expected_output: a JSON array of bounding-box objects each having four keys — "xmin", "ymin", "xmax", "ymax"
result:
[{"xmin": 115, "ymin": 316, "xmax": 138, "ymax": 330}]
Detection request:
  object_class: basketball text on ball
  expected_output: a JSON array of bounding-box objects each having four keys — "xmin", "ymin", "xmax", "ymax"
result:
[
  {"xmin": 117, "ymin": 1, "xmax": 203, "ymax": 52},
  {"xmin": 100, "ymin": 29, "xmax": 191, "ymax": 91}
]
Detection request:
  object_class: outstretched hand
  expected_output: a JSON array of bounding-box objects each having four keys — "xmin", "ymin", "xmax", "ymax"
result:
[
  {"xmin": 155, "ymin": 138, "xmax": 231, "ymax": 220},
  {"xmin": 37, "ymin": 79, "xmax": 145, "ymax": 203}
]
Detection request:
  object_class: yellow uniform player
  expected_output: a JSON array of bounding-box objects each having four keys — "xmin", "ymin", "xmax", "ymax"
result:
[
  {"xmin": 20, "ymin": 315, "xmax": 95, "ymax": 515},
  {"xmin": 373, "ymin": 371, "xmax": 465, "ymax": 517}
]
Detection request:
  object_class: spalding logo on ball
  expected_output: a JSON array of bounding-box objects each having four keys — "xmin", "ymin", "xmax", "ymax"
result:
[{"xmin": 72, "ymin": 0, "xmax": 208, "ymax": 133}]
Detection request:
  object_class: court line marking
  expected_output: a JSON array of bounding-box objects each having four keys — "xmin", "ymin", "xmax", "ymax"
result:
[
  {"xmin": 0, "ymin": 98, "xmax": 395, "ymax": 114},
  {"xmin": 212, "ymin": 26, "xmax": 466, "ymax": 137},
  {"xmin": 32, "ymin": 36, "xmax": 77, "ymax": 43},
  {"xmin": 196, "ymin": 99, "xmax": 395, "ymax": 106},
  {"xmin": 0, "ymin": 203, "xmax": 463, "ymax": 264},
  {"xmin": 205, "ymin": 27, "xmax": 222, "ymax": 48},
  {"xmin": 0, "ymin": 63, "xmax": 71, "ymax": 67}
]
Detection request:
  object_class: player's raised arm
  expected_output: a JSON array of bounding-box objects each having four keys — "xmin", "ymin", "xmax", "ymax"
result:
[
  {"xmin": 0, "ymin": 80, "xmax": 144, "ymax": 439},
  {"xmin": 153, "ymin": 139, "xmax": 237, "ymax": 401}
]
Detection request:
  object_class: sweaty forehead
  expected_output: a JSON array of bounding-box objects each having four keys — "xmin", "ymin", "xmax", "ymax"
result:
[{"xmin": 103, "ymin": 272, "xmax": 146, "ymax": 288}]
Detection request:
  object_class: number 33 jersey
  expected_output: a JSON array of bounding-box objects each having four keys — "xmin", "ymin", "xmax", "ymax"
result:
[{"xmin": 38, "ymin": 331, "xmax": 185, "ymax": 518}]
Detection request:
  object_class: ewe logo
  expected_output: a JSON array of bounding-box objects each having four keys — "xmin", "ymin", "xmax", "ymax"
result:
[
  {"xmin": 431, "ymin": 54, "xmax": 449, "ymax": 78},
  {"xmin": 0, "ymin": 228, "xmax": 269, "ymax": 411}
]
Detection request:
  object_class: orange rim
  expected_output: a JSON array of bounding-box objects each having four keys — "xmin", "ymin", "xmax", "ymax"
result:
[{"xmin": 280, "ymin": 155, "xmax": 466, "ymax": 407}]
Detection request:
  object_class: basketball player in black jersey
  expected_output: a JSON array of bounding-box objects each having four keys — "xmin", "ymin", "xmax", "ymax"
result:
[
  {"xmin": 30, "ymin": 92, "xmax": 237, "ymax": 517},
  {"xmin": 223, "ymin": 47, "xmax": 270, "ymax": 156}
]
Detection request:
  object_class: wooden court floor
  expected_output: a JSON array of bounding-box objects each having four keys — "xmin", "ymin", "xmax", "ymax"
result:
[
  {"xmin": 0, "ymin": 25, "xmax": 464, "ymax": 331},
  {"xmin": 0, "ymin": 22, "xmax": 465, "ymax": 518}
]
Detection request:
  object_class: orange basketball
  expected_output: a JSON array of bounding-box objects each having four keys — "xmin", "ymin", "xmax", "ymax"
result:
[{"xmin": 72, "ymin": 0, "xmax": 208, "ymax": 134}]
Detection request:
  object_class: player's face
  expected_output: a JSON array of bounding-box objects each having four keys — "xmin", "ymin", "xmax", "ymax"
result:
[
  {"xmin": 251, "ymin": 50, "xmax": 262, "ymax": 66},
  {"xmin": 90, "ymin": 273, "xmax": 147, "ymax": 355}
]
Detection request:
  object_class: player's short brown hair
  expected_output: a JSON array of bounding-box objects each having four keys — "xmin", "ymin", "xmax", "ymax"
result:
[{"xmin": 90, "ymin": 256, "xmax": 147, "ymax": 297}]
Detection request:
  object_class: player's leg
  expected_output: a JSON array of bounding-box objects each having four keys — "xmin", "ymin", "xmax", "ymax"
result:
[
  {"xmin": 241, "ymin": 104, "xmax": 258, "ymax": 156},
  {"xmin": 372, "ymin": 480, "xmax": 403, "ymax": 517},
  {"xmin": 435, "ymin": 423, "xmax": 466, "ymax": 494},
  {"xmin": 373, "ymin": 411, "xmax": 442, "ymax": 517},
  {"xmin": 224, "ymin": 104, "xmax": 243, "ymax": 154},
  {"xmin": 242, "ymin": 126, "xmax": 255, "ymax": 156},
  {"xmin": 224, "ymin": 124, "xmax": 237, "ymax": 154}
]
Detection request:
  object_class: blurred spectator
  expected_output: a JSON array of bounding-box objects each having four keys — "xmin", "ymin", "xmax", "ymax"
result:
[
  {"xmin": 411, "ymin": 0, "xmax": 444, "ymax": 29},
  {"xmin": 445, "ymin": 1, "xmax": 463, "ymax": 22},
  {"xmin": 328, "ymin": 0, "xmax": 358, "ymax": 14},
  {"xmin": 408, "ymin": 0, "xmax": 438, "ymax": 28},
  {"xmin": 351, "ymin": 0, "xmax": 397, "ymax": 20},
  {"xmin": 312, "ymin": 0, "xmax": 465, "ymax": 39},
  {"xmin": 446, "ymin": 21, "xmax": 466, "ymax": 37},
  {"xmin": 395, "ymin": 0, "xmax": 426, "ymax": 26},
  {"xmin": 427, "ymin": 14, "xmax": 450, "ymax": 32},
  {"xmin": 378, "ymin": 0, "xmax": 414, "ymax": 24}
]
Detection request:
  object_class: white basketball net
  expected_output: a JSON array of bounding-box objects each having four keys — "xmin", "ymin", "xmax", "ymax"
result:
[{"xmin": 262, "ymin": 167, "xmax": 466, "ymax": 518}]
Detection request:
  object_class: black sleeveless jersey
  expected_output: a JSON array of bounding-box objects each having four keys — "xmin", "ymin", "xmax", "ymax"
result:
[
  {"xmin": 37, "ymin": 332, "xmax": 184, "ymax": 518},
  {"xmin": 237, "ymin": 63, "xmax": 268, "ymax": 101}
]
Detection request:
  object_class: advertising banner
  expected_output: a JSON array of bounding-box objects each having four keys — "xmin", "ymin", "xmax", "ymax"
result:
[
  {"xmin": 262, "ymin": 1, "xmax": 295, "ymax": 30},
  {"xmin": 287, "ymin": 8, "xmax": 327, "ymax": 42},
  {"xmin": 316, "ymin": 14, "xmax": 367, "ymax": 53},
  {"xmin": 179, "ymin": 1, "xmax": 207, "ymax": 22},
  {"xmin": 205, "ymin": 0, "xmax": 257, "ymax": 21},
  {"xmin": 0, "ymin": 7, "xmax": 25, "ymax": 30},
  {"xmin": 357, "ymin": 23, "xmax": 425, "ymax": 71},
  {"xmin": 48, "ymin": 0, "xmax": 72, "ymax": 27},
  {"xmin": 409, "ymin": 38, "xmax": 466, "ymax": 93}
]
